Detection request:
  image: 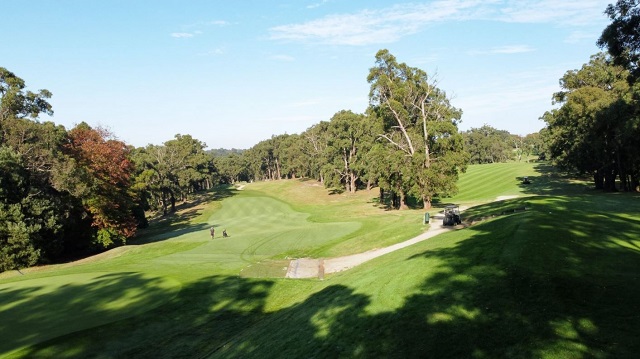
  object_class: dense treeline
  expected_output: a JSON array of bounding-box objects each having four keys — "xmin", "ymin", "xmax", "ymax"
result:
[
  {"xmin": 1, "ymin": 68, "xmax": 134, "ymax": 270},
  {"xmin": 0, "ymin": 68, "xmax": 220, "ymax": 271},
  {"xmin": 542, "ymin": 0, "xmax": 640, "ymax": 192},
  {"xmin": 461, "ymin": 125, "xmax": 545, "ymax": 164},
  {"xmin": 214, "ymin": 50, "xmax": 472, "ymax": 209}
]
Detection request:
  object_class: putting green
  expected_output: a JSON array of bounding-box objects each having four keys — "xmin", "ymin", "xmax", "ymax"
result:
[
  {"xmin": 0, "ymin": 272, "xmax": 181, "ymax": 355},
  {"xmin": 147, "ymin": 196, "xmax": 360, "ymax": 276}
]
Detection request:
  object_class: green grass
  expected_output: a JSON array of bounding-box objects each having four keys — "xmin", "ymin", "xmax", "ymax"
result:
[
  {"xmin": 442, "ymin": 161, "xmax": 591, "ymax": 205},
  {"xmin": 1, "ymin": 164, "xmax": 639, "ymax": 358}
]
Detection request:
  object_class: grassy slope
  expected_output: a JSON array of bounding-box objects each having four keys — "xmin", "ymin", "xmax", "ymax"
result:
[{"xmin": 1, "ymin": 163, "xmax": 639, "ymax": 358}]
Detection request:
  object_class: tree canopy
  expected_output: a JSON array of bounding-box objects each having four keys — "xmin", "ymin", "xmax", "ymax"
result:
[
  {"xmin": 367, "ymin": 49, "xmax": 468, "ymax": 209},
  {"xmin": 542, "ymin": 53, "xmax": 639, "ymax": 191},
  {"xmin": 598, "ymin": 0, "xmax": 640, "ymax": 80}
]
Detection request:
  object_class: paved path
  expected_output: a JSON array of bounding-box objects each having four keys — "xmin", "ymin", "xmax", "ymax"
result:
[{"xmin": 285, "ymin": 215, "xmax": 462, "ymax": 279}]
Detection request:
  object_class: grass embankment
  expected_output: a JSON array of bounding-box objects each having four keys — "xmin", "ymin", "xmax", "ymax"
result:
[{"xmin": 1, "ymin": 162, "xmax": 639, "ymax": 358}]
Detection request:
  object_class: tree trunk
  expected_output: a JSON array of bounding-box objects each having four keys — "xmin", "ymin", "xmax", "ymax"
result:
[
  {"xmin": 603, "ymin": 167, "xmax": 617, "ymax": 191},
  {"xmin": 161, "ymin": 190, "xmax": 168, "ymax": 216},
  {"xmin": 594, "ymin": 170, "xmax": 604, "ymax": 189},
  {"xmin": 423, "ymin": 196, "xmax": 432, "ymax": 209},
  {"xmin": 631, "ymin": 174, "xmax": 639, "ymax": 192},
  {"xmin": 399, "ymin": 190, "xmax": 409, "ymax": 210},
  {"xmin": 170, "ymin": 190, "xmax": 176, "ymax": 213},
  {"xmin": 275, "ymin": 158, "xmax": 282, "ymax": 180},
  {"xmin": 350, "ymin": 171, "xmax": 357, "ymax": 193}
]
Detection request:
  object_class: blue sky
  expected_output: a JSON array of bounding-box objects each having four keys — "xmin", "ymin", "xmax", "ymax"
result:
[{"xmin": 2, "ymin": 0, "xmax": 612, "ymax": 149}]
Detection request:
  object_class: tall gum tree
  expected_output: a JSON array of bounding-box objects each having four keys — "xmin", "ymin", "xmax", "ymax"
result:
[
  {"xmin": 543, "ymin": 53, "xmax": 637, "ymax": 191},
  {"xmin": 324, "ymin": 110, "xmax": 373, "ymax": 193},
  {"xmin": 367, "ymin": 49, "xmax": 467, "ymax": 209}
]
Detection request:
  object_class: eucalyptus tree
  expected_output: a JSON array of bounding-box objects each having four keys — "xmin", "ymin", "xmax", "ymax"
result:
[
  {"xmin": 132, "ymin": 134, "xmax": 214, "ymax": 215},
  {"xmin": 214, "ymin": 152, "xmax": 249, "ymax": 184},
  {"xmin": 367, "ymin": 49, "xmax": 467, "ymax": 209},
  {"xmin": 523, "ymin": 131, "xmax": 547, "ymax": 159},
  {"xmin": 462, "ymin": 125, "xmax": 513, "ymax": 164},
  {"xmin": 543, "ymin": 53, "xmax": 637, "ymax": 191},
  {"xmin": 598, "ymin": 0, "xmax": 640, "ymax": 81},
  {"xmin": 244, "ymin": 137, "xmax": 277, "ymax": 181},
  {"xmin": 164, "ymin": 134, "xmax": 214, "ymax": 195},
  {"xmin": 302, "ymin": 121, "xmax": 331, "ymax": 183},
  {"xmin": 277, "ymin": 133, "xmax": 307, "ymax": 179},
  {"xmin": 322, "ymin": 110, "xmax": 374, "ymax": 193},
  {"xmin": 0, "ymin": 67, "xmax": 52, "ymax": 124}
]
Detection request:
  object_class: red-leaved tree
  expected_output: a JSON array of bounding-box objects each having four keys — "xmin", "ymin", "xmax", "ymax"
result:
[{"xmin": 63, "ymin": 123, "xmax": 137, "ymax": 247}]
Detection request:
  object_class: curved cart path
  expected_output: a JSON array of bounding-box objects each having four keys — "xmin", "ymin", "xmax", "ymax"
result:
[
  {"xmin": 286, "ymin": 197, "xmax": 521, "ymax": 279},
  {"xmin": 286, "ymin": 213, "xmax": 463, "ymax": 279}
]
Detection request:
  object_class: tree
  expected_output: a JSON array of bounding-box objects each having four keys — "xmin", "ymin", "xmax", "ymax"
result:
[
  {"xmin": 132, "ymin": 134, "xmax": 215, "ymax": 215},
  {"xmin": 164, "ymin": 134, "xmax": 215, "ymax": 196},
  {"xmin": 0, "ymin": 147, "xmax": 40, "ymax": 271},
  {"xmin": 62, "ymin": 123, "xmax": 137, "ymax": 247},
  {"xmin": 303, "ymin": 121, "xmax": 331, "ymax": 183},
  {"xmin": 367, "ymin": 49, "xmax": 467, "ymax": 209},
  {"xmin": 323, "ymin": 110, "xmax": 373, "ymax": 193},
  {"xmin": 214, "ymin": 152, "xmax": 248, "ymax": 184},
  {"xmin": 543, "ymin": 53, "xmax": 638, "ymax": 191},
  {"xmin": 0, "ymin": 67, "xmax": 53, "ymax": 129},
  {"xmin": 462, "ymin": 125, "xmax": 513, "ymax": 164},
  {"xmin": 523, "ymin": 131, "xmax": 546, "ymax": 160},
  {"xmin": 598, "ymin": 0, "xmax": 640, "ymax": 80}
]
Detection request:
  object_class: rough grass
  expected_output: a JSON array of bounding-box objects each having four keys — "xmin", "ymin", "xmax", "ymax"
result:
[{"xmin": 1, "ymin": 165, "xmax": 639, "ymax": 358}]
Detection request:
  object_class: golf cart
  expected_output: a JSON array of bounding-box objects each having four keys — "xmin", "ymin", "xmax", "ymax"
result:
[
  {"xmin": 443, "ymin": 205, "xmax": 461, "ymax": 226},
  {"xmin": 522, "ymin": 176, "xmax": 531, "ymax": 184}
]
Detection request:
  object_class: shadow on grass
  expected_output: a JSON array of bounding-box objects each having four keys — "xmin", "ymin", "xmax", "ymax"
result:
[
  {"xmin": 9, "ymin": 196, "xmax": 640, "ymax": 358},
  {"xmin": 0, "ymin": 272, "xmax": 179, "ymax": 356},
  {"xmin": 516, "ymin": 163, "xmax": 593, "ymax": 196}
]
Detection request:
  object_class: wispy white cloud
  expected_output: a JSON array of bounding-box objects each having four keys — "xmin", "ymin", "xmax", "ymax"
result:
[
  {"xmin": 564, "ymin": 30, "xmax": 598, "ymax": 44},
  {"xmin": 498, "ymin": 0, "xmax": 608, "ymax": 26},
  {"xmin": 269, "ymin": 0, "xmax": 609, "ymax": 46},
  {"xmin": 269, "ymin": 1, "xmax": 474, "ymax": 45},
  {"xmin": 492, "ymin": 45, "xmax": 535, "ymax": 54},
  {"xmin": 307, "ymin": 0, "xmax": 330, "ymax": 9},
  {"xmin": 207, "ymin": 20, "xmax": 230, "ymax": 27},
  {"xmin": 171, "ymin": 32, "xmax": 195, "ymax": 38}
]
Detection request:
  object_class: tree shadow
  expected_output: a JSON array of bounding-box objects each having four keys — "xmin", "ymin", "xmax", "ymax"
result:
[
  {"xmin": 0, "ymin": 272, "xmax": 179, "ymax": 355},
  {"xmin": 6, "ymin": 196, "xmax": 640, "ymax": 358},
  {"xmin": 517, "ymin": 163, "xmax": 593, "ymax": 196},
  {"xmin": 11, "ymin": 275, "xmax": 274, "ymax": 358}
]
